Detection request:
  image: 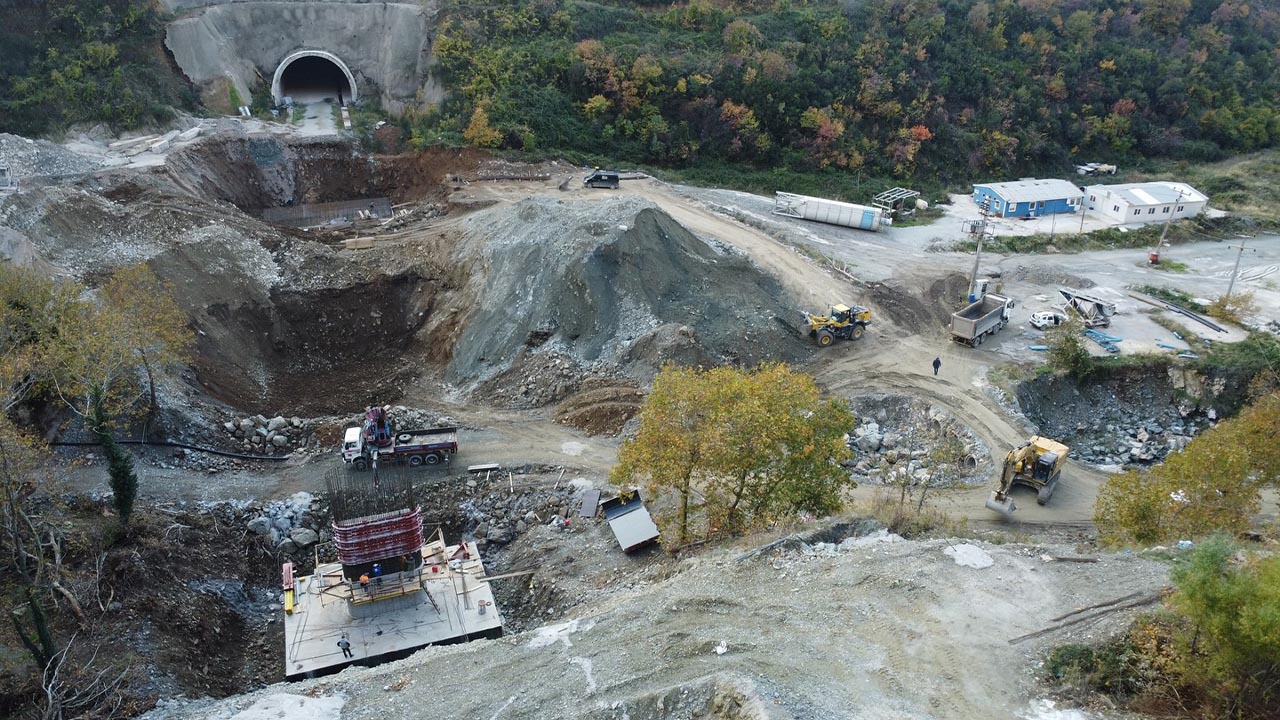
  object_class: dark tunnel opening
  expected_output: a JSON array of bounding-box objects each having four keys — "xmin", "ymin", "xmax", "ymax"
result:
[{"xmin": 279, "ymin": 55, "xmax": 353, "ymax": 105}]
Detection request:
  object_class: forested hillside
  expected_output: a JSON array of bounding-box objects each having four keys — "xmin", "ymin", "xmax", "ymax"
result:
[
  {"xmin": 425, "ymin": 0, "xmax": 1280, "ymax": 181},
  {"xmin": 2, "ymin": 0, "xmax": 1278, "ymax": 187},
  {"xmin": 0, "ymin": 0, "xmax": 196, "ymax": 137}
]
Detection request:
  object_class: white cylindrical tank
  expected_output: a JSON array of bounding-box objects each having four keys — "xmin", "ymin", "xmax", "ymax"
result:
[{"xmin": 772, "ymin": 192, "xmax": 883, "ymax": 232}]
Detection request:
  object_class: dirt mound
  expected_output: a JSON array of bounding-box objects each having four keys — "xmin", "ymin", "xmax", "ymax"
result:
[
  {"xmin": 155, "ymin": 527, "xmax": 1170, "ymax": 720},
  {"xmin": 447, "ymin": 196, "xmax": 810, "ymax": 392},
  {"xmin": 869, "ymin": 273, "xmax": 969, "ymax": 335},
  {"xmin": 1004, "ymin": 264, "xmax": 1095, "ymax": 289},
  {"xmin": 554, "ymin": 382, "xmax": 646, "ymax": 436}
]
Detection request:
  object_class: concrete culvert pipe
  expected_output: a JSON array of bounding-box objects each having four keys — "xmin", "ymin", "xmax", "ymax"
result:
[
  {"xmin": 272, "ymin": 50, "xmax": 357, "ymax": 105},
  {"xmin": 964, "ymin": 454, "xmax": 979, "ymax": 469}
]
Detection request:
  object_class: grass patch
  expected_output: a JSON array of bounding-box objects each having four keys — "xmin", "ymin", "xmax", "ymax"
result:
[
  {"xmin": 986, "ymin": 362, "xmax": 1037, "ymax": 395},
  {"xmin": 1197, "ymin": 332, "xmax": 1280, "ymax": 374},
  {"xmin": 1147, "ymin": 313, "xmax": 1198, "ymax": 342},
  {"xmin": 890, "ymin": 206, "xmax": 945, "ymax": 227},
  {"xmin": 1132, "ymin": 284, "xmax": 1203, "ymax": 310},
  {"xmin": 864, "ymin": 492, "xmax": 966, "ymax": 539},
  {"xmin": 952, "ymin": 213, "xmax": 1267, "ymax": 255},
  {"xmin": 1141, "ymin": 258, "xmax": 1189, "ymax": 273}
]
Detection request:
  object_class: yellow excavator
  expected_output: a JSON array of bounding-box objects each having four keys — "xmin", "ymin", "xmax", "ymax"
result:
[
  {"xmin": 802, "ymin": 304, "xmax": 872, "ymax": 347},
  {"xmin": 985, "ymin": 436, "xmax": 1070, "ymax": 515}
]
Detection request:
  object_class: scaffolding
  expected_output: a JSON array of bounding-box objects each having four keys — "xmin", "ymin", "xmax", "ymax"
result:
[{"xmin": 872, "ymin": 187, "xmax": 920, "ymax": 216}]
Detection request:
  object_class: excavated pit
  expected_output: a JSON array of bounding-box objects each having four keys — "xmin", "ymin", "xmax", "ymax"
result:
[{"xmin": 3, "ymin": 135, "xmax": 815, "ymax": 422}]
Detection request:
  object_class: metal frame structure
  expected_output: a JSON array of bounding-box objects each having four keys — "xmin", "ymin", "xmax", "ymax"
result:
[{"xmin": 872, "ymin": 187, "xmax": 920, "ymax": 215}]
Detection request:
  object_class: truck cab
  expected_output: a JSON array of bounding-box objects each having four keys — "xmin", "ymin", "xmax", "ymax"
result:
[
  {"xmin": 342, "ymin": 426, "xmax": 364, "ymax": 464},
  {"xmin": 583, "ymin": 170, "xmax": 620, "ymax": 189}
]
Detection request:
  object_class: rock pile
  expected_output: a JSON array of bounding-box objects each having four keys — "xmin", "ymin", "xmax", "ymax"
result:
[
  {"xmin": 246, "ymin": 492, "xmax": 322, "ymax": 555},
  {"xmin": 221, "ymin": 414, "xmax": 306, "ymax": 453},
  {"xmin": 1066, "ymin": 414, "xmax": 1204, "ymax": 467},
  {"xmin": 460, "ymin": 482, "xmax": 586, "ymax": 548},
  {"xmin": 847, "ymin": 396, "xmax": 988, "ymax": 487},
  {"xmin": 1015, "ymin": 364, "xmax": 1234, "ymax": 468},
  {"xmin": 0, "ymin": 133, "xmax": 102, "ymax": 178},
  {"xmin": 381, "ymin": 405, "xmax": 457, "ymax": 431}
]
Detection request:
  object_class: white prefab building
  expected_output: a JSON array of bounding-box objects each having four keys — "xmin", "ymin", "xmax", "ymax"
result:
[{"xmin": 1084, "ymin": 182, "xmax": 1208, "ymax": 226}]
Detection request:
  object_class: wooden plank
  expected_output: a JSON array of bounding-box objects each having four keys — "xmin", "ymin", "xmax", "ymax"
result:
[{"xmin": 467, "ymin": 463, "xmax": 500, "ymax": 473}]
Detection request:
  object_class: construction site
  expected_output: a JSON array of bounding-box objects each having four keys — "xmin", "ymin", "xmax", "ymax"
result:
[{"xmin": 2, "ymin": 115, "xmax": 1279, "ymax": 720}]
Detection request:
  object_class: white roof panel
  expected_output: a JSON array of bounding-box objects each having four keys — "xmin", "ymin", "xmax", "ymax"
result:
[{"xmin": 1085, "ymin": 181, "xmax": 1208, "ymax": 207}]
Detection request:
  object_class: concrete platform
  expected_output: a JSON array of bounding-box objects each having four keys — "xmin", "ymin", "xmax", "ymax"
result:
[{"xmin": 283, "ymin": 539, "xmax": 503, "ymax": 679}]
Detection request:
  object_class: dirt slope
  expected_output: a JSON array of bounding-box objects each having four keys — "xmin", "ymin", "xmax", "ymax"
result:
[{"xmin": 142, "ymin": 531, "xmax": 1168, "ymax": 720}]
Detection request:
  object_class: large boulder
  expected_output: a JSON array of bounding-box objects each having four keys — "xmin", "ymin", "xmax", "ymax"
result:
[
  {"xmin": 290, "ymin": 527, "xmax": 319, "ymax": 547},
  {"xmin": 247, "ymin": 516, "xmax": 272, "ymax": 536},
  {"xmin": 268, "ymin": 416, "xmax": 288, "ymax": 431}
]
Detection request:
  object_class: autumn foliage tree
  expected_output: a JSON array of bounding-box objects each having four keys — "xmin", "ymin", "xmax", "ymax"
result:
[
  {"xmin": 610, "ymin": 363, "xmax": 855, "ymax": 546},
  {"xmin": 100, "ymin": 265, "xmax": 192, "ymax": 426},
  {"xmin": 0, "ymin": 262, "xmax": 191, "ymax": 526}
]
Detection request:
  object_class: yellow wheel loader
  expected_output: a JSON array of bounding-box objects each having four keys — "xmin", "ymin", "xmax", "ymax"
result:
[
  {"xmin": 802, "ymin": 304, "xmax": 871, "ymax": 347},
  {"xmin": 985, "ymin": 436, "xmax": 1070, "ymax": 515}
]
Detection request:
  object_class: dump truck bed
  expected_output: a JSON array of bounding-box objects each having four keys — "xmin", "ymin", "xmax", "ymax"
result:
[{"xmin": 950, "ymin": 294, "xmax": 1010, "ymax": 342}]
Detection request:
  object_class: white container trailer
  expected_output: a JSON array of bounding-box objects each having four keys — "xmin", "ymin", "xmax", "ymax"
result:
[{"xmin": 773, "ymin": 192, "xmax": 885, "ymax": 232}]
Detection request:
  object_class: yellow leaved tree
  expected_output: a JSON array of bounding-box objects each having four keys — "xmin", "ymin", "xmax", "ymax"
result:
[{"xmin": 610, "ymin": 363, "xmax": 854, "ymax": 546}]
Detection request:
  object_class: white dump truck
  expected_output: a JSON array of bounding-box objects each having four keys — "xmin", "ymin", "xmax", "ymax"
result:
[{"xmin": 950, "ymin": 293, "xmax": 1015, "ymax": 346}]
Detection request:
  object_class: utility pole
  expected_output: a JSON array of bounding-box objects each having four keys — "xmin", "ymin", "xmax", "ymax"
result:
[
  {"xmin": 1149, "ymin": 188, "xmax": 1184, "ymax": 265},
  {"xmin": 967, "ymin": 196, "xmax": 992, "ymax": 301},
  {"xmin": 1225, "ymin": 238, "xmax": 1256, "ymax": 299}
]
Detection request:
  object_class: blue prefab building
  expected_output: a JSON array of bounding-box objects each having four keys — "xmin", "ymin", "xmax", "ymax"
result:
[{"xmin": 972, "ymin": 179, "xmax": 1084, "ymax": 218}]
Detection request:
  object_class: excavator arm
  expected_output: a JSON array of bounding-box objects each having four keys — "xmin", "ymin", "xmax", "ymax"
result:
[{"xmin": 985, "ymin": 447, "xmax": 1026, "ymax": 515}]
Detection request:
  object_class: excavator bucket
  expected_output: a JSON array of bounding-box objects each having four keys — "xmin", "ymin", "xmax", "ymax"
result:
[{"xmin": 985, "ymin": 491, "xmax": 1017, "ymax": 515}]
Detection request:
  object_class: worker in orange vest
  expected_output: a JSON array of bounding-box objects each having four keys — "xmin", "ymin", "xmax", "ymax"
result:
[{"xmin": 359, "ymin": 573, "xmax": 370, "ymax": 595}]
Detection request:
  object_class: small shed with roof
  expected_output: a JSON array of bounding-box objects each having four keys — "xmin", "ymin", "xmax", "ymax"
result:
[{"xmin": 972, "ymin": 178, "xmax": 1083, "ymax": 218}]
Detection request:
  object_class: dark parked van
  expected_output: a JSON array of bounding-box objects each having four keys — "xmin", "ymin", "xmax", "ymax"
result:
[{"xmin": 583, "ymin": 170, "xmax": 620, "ymax": 189}]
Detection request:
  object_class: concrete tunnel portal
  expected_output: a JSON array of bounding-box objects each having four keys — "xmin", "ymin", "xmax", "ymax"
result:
[{"xmin": 272, "ymin": 50, "xmax": 357, "ymax": 106}]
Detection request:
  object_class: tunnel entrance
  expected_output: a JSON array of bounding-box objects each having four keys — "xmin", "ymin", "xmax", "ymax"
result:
[{"xmin": 272, "ymin": 51, "xmax": 357, "ymax": 106}]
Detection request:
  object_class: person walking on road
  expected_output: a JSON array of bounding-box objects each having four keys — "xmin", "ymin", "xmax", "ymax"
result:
[
  {"xmin": 338, "ymin": 636, "xmax": 353, "ymax": 658},
  {"xmin": 932, "ymin": 357, "xmax": 942, "ymax": 376}
]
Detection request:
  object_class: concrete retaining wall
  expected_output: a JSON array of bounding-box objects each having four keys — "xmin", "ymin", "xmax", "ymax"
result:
[{"xmin": 165, "ymin": 1, "xmax": 442, "ymax": 114}]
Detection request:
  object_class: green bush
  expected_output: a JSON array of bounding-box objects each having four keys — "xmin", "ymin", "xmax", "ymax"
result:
[
  {"xmin": 1166, "ymin": 536, "xmax": 1280, "ymax": 718},
  {"xmin": 1046, "ymin": 640, "xmax": 1143, "ymax": 697}
]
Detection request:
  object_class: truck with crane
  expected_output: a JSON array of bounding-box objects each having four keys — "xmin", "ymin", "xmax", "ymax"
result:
[{"xmin": 342, "ymin": 406, "xmax": 458, "ymax": 470}]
